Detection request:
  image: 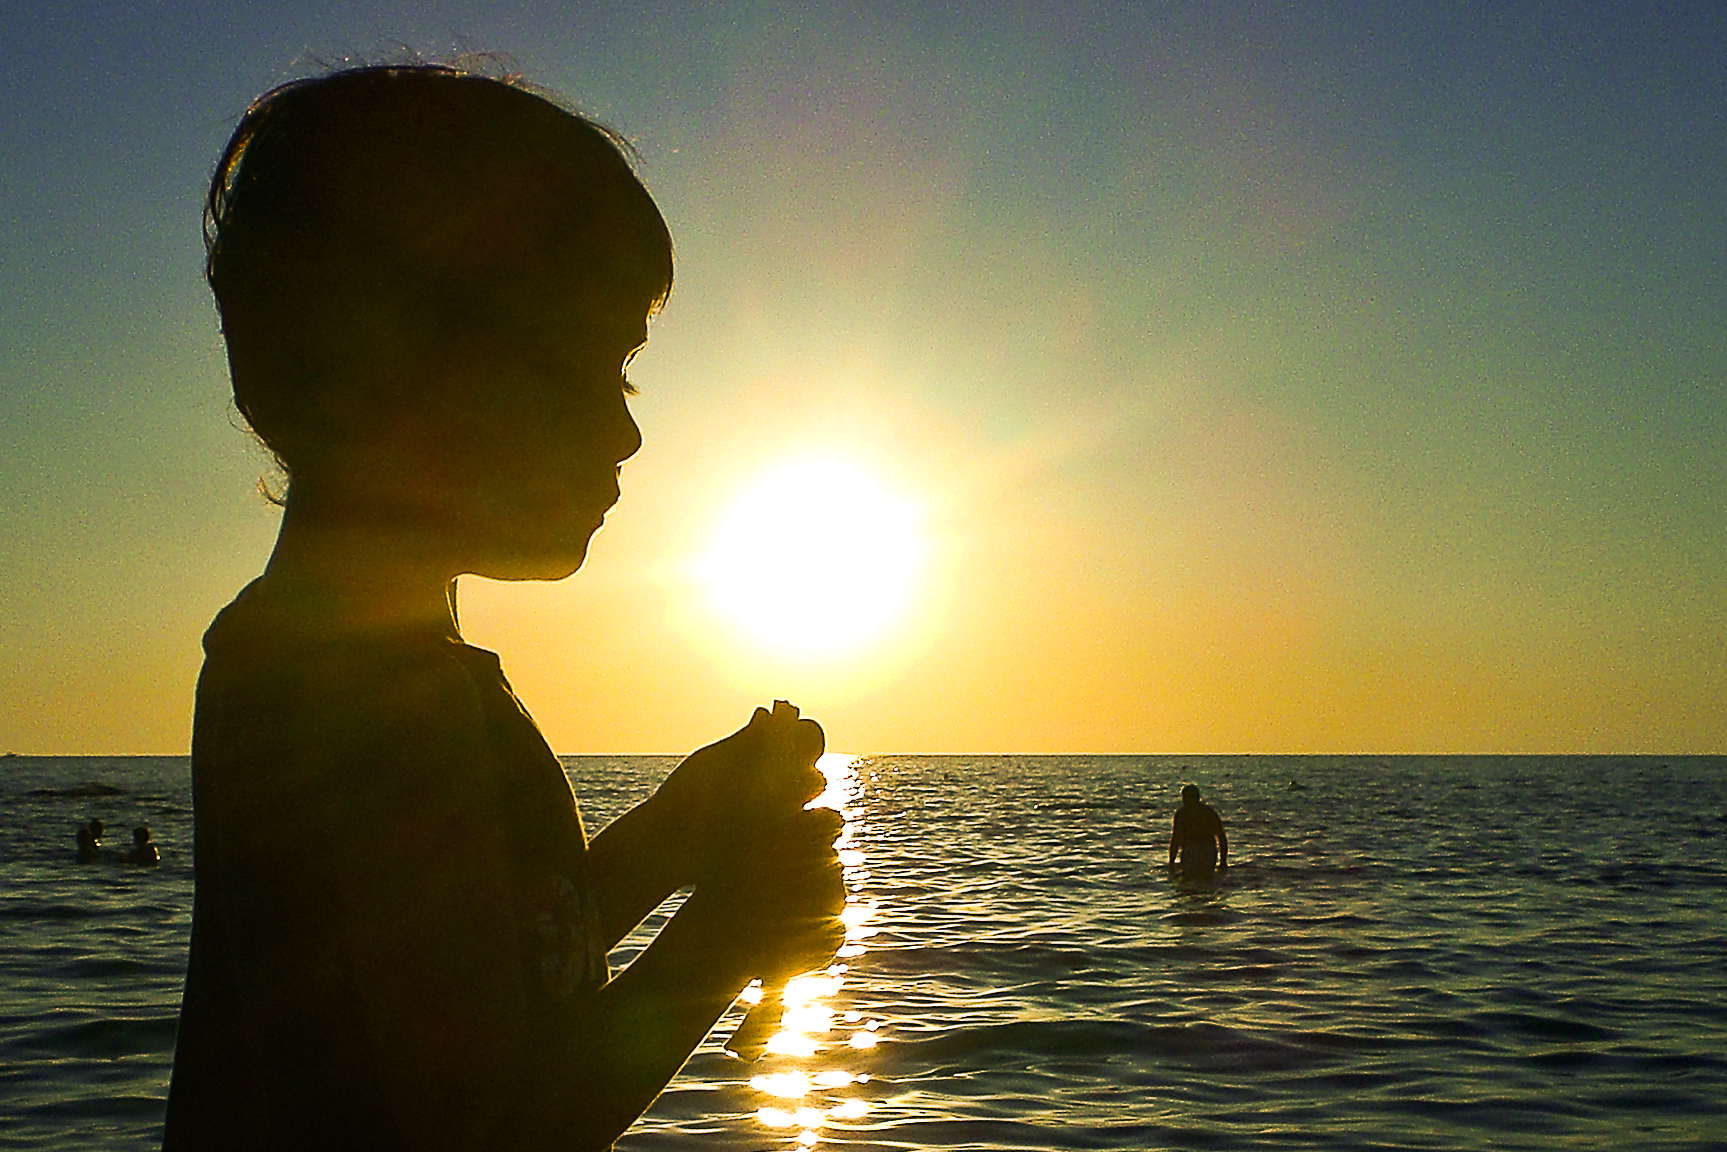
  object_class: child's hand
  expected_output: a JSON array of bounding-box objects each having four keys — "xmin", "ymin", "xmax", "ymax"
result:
[
  {"xmin": 652, "ymin": 700, "xmax": 829, "ymax": 885},
  {"xmin": 652, "ymin": 701, "xmax": 844, "ymax": 1058},
  {"xmin": 707, "ymin": 796, "xmax": 845, "ymax": 956}
]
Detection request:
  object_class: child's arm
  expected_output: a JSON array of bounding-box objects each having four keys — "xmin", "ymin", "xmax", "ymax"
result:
[
  {"xmin": 320, "ymin": 766, "xmax": 832, "ymax": 1148},
  {"xmin": 322, "ymin": 693, "xmax": 838, "ymax": 1149},
  {"xmin": 567, "ymin": 832, "xmax": 844, "ymax": 1139},
  {"xmin": 585, "ymin": 702, "xmax": 831, "ymax": 949}
]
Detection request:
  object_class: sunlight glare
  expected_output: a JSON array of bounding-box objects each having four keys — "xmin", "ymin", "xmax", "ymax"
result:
[
  {"xmin": 765, "ymin": 1032, "xmax": 820, "ymax": 1058},
  {"xmin": 693, "ymin": 455, "xmax": 927, "ymax": 658},
  {"xmin": 750, "ymin": 1072, "xmax": 811, "ymax": 1099}
]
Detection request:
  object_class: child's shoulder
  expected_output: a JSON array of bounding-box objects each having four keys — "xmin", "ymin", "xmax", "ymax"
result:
[{"xmin": 196, "ymin": 580, "xmax": 495, "ymax": 788}]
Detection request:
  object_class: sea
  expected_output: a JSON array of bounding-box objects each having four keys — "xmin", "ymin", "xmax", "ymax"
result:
[{"xmin": 3, "ymin": 753, "xmax": 1725, "ymax": 1151}]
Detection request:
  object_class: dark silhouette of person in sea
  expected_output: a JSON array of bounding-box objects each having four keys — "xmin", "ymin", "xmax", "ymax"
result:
[
  {"xmin": 76, "ymin": 818, "xmax": 105, "ymax": 863},
  {"xmin": 122, "ymin": 825, "xmax": 160, "ymax": 866},
  {"xmin": 1168, "ymin": 784, "xmax": 1228, "ymax": 877},
  {"xmin": 163, "ymin": 64, "xmax": 844, "ymax": 1152}
]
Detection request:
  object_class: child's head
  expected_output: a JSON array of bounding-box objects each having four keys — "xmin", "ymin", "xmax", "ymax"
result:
[{"xmin": 206, "ymin": 65, "xmax": 672, "ymax": 481}]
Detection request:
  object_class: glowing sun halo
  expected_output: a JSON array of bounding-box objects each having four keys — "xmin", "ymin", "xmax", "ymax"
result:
[{"xmin": 693, "ymin": 455, "xmax": 927, "ymax": 659}]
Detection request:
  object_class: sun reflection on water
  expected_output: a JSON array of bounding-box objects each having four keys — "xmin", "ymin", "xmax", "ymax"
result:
[{"xmin": 741, "ymin": 752, "xmax": 883, "ymax": 1147}]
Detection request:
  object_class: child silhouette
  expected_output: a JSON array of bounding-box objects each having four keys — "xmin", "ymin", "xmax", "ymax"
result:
[{"xmin": 164, "ymin": 64, "xmax": 843, "ymax": 1151}]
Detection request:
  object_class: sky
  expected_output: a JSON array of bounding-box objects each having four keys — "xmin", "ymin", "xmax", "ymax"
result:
[{"xmin": 3, "ymin": 1, "xmax": 1723, "ymax": 755}]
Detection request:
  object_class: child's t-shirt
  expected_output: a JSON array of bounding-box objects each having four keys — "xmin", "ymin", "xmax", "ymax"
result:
[{"xmin": 163, "ymin": 581, "xmax": 609, "ymax": 1150}]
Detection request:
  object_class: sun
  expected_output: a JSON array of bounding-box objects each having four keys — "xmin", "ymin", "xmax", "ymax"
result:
[{"xmin": 692, "ymin": 454, "xmax": 927, "ymax": 659}]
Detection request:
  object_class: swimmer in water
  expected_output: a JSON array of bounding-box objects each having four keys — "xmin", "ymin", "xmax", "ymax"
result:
[
  {"xmin": 123, "ymin": 825, "xmax": 160, "ymax": 866},
  {"xmin": 76, "ymin": 818, "xmax": 105, "ymax": 863},
  {"xmin": 1168, "ymin": 784, "xmax": 1228, "ymax": 877}
]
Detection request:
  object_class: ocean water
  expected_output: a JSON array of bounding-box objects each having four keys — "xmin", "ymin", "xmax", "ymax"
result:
[{"xmin": 3, "ymin": 754, "xmax": 1725, "ymax": 1150}]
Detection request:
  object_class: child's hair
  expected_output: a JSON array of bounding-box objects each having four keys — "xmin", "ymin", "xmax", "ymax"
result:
[{"xmin": 205, "ymin": 64, "xmax": 673, "ymax": 475}]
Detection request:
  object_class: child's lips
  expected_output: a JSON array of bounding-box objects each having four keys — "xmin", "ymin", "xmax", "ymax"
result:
[
  {"xmin": 572, "ymin": 480, "xmax": 620, "ymax": 510},
  {"xmin": 587, "ymin": 485, "xmax": 621, "ymax": 522}
]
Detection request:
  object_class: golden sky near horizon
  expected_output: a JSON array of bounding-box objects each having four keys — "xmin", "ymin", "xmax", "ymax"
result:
[{"xmin": 3, "ymin": 3, "xmax": 1724, "ymax": 754}]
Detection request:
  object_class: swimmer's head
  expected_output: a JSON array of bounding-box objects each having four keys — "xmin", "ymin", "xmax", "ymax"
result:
[
  {"xmin": 205, "ymin": 64, "xmax": 673, "ymax": 478},
  {"xmin": 1181, "ymin": 784, "xmax": 1201, "ymax": 805},
  {"xmin": 134, "ymin": 826, "xmax": 152, "ymax": 845}
]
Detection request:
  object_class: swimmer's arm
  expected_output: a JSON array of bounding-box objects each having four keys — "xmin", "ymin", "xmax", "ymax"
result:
[
  {"xmin": 1217, "ymin": 820, "xmax": 1228, "ymax": 868},
  {"xmin": 1168, "ymin": 811, "xmax": 1182, "ymax": 865}
]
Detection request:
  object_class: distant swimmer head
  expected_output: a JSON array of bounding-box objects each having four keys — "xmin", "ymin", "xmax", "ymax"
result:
[{"xmin": 1181, "ymin": 784, "xmax": 1201, "ymax": 805}]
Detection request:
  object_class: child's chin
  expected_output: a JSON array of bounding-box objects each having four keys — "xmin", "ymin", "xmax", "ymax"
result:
[
  {"xmin": 490, "ymin": 535, "xmax": 597, "ymax": 580},
  {"xmin": 470, "ymin": 519, "xmax": 602, "ymax": 581},
  {"xmin": 484, "ymin": 554, "xmax": 589, "ymax": 582}
]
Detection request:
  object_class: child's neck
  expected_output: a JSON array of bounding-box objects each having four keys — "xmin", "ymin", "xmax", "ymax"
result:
[{"xmin": 261, "ymin": 490, "xmax": 462, "ymax": 640}]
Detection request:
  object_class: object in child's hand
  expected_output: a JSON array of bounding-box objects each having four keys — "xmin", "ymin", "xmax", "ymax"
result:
[{"xmin": 725, "ymin": 699, "xmax": 827, "ymax": 1060}]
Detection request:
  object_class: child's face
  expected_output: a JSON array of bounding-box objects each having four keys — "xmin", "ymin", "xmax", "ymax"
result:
[{"xmin": 416, "ymin": 293, "xmax": 648, "ymax": 581}]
